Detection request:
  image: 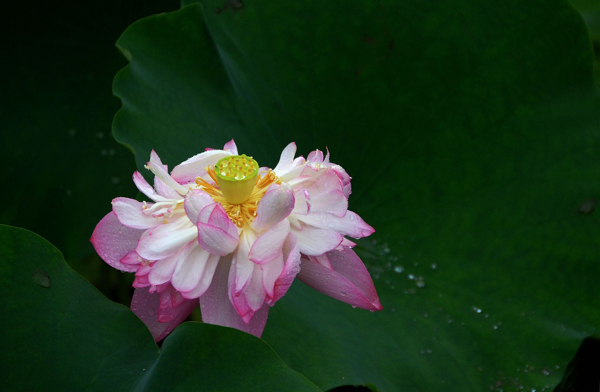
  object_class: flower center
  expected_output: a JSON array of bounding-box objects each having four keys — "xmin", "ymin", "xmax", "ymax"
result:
[
  {"xmin": 195, "ymin": 155, "xmax": 281, "ymax": 228},
  {"xmin": 215, "ymin": 155, "xmax": 259, "ymax": 204}
]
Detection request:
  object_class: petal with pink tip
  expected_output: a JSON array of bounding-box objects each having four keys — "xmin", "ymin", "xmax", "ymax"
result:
[
  {"xmin": 307, "ymin": 149, "xmax": 324, "ymax": 163},
  {"xmin": 171, "ymin": 149, "xmax": 231, "ymax": 183},
  {"xmin": 200, "ymin": 256, "xmax": 269, "ymax": 337},
  {"xmin": 246, "ymin": 264, "xmax": 268, "ymax": 312},
  {"xmin": 337, "ymin": 237, "xmax": 357, "ymax": 250},
  {"xmin": 133, "ymin": 171, "xmax": 170, "ymax": 202},
  {"xmin": 291, "ymin": 224, "xmax": 343, "ymax": 256},
  {"xmin": 248, "ymin": 219, "xmax": 290, "ymax": 264},
  {"xmin": 292, "ymin": 188, "xmax": 310, "ymax": 215},
  {"xmin": 273, "ymin": 142, "xmax": 297, "ymax": 173},
  {"xmin": 261, "ymin": 253, "xmax": 284, "ymax": 299},
  {"xmin": 147, "ymin": 150, "xmax": 188, "ymax": 195},
  {"xmin": 223, "ymin": 139, "xmax": 238, "ymax": 155},
  {"xmin": 154, "ymin": 177, "xmax": 182, "ymax": 199},
  {"xmin": 251, "ymin": 184, "xmax": 295, "ymax": 232},
  {"xmin": 131, "ymin": 286, "xmax": 198, "ymax": 342},
  {"xmin": 229, "ymin": 231, "xmax": 256, "ymax": 293},
  {"xmin": 265, "ymin": 235, "xmax": 301, "ymax": 305},
  {"xmin": 136, "ymin": 218, "xmax": 197, "ymax": 260},
  {"xmin": 309, "ymin": 189, "xmax": 347, "ymax": 217},
  {"xmin": 171, "ymin": 242, "xmax": 210, "ymax": 293},
  {"xmin": 112, "ymin": 197, "xmax": 161, "ymax": 230},
  {"xmin": 180, "ymin": 253, "xmax": 220, "ymax": 299},
  {"xmin": 197, "ymin": 204, "xmax": 239, "ymax": 256},
  {"xmin": 184, "ymin": 189, "xmax": 215, "ymax": 225},
  {"xmin": 297, "ymin": 248, "xmax": 382, "ymax": 311},
  {"xmin": 147, "ymin": 250, "xmax": 181, "ymax": 286},
  {"xmin": 298, "ymin": 211, "xmax": 375, "ymax": 239},
  {"xmin": 90, "ymin": 211, "xmax": 144, "ymax": 272},
  {"xmin": 307, "ymin": 170, "xmax": 347, "ymax": 217},
  {"xmin": 323, "ymin": 147, "xmax": 331, "ymax": 163},
  {"xmin": 120, "ymin": 251, "xmax": 141, "ymax": 266}
]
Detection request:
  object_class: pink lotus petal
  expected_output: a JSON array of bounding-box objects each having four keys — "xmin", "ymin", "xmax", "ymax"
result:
[
  {"xmin": 147, "ymin": 250, "xmax": 180, "ymax": 286},
  {"xmin": 309, "ymin": 253, "xmax": 333, "ymax": 269},
  {"xmin": 197, "ymin": 204, "xmax": 239, "ymax": 256},
  {"xmin": 307, "ymin": 149, "xmax": 324, "ymax": 163},
  {"xmin": 147, "ymin": 150, "xmax": 188, "ymax": 195},
  {"xmin": 180, "ymin": 253, "xmax": 220, "ymax": 299},
  {"xmin": 120, "ymin": 251, "xmax": 141, "ymax": 266},
  {"xmin": 310, "ymin": 189, "xmax": 347, "ymax": 217},
  {"xmin": 248, "ymin": 219, "xmax": 290, "ymax": 264},
  {"xmin": 331, "ymin": 166, "xmax": 352, "ymax": 198},
  {"xmin": 90, "ymin": 211, "xmax": 144, "ymax": 272},
  {"xmin": 112, "ymin": 197, "xmax": 162, "ymax": 230},
  {"xmin": 154, "ymin": 177, "xmax": 182, "ymax": 199},
  {"xmin": 307, "ymin": 170, "xmax": 347, "ymax": 217},
  {"xmin": 229, "ymin": 231, "xmax": 256, "ymax": 293},
  {"xmin": 171, "ymin": 242, "xmax": 210, "ymax": 293},
  {"xmin": 273, "ymin": 142, "xmax": 297, "ymax": 172},
  {"xmin": 297, "ymin": 248, "xmax": 382, "ymax": 311},
  {"xmin": 291, "ymin": 224, "xmax": 343, "ymax": 256},
  {"xmin": 136, "ymin": 218, "xmax": 197, "ymax": 260},
  {"xmin": 251, "ymin": 184, "xmax": 295, "ymax": 232},
  {"xmin": 133, "ymin": 264, "xmax": 152, "ymax": 288},
  {"xmin": 298, "ymin": 211, "xmax": 375, "ymax": 239},
  {"xmin": 228, "ymin": 231, "xmax": 266, "ymax": 320},
  {"xmin": 200, "ymin": 256, "xmax": 270, "ymax": 337},
  {"xmin": 133, "ymin": 171, "xmax": 170, "ymax": 202},
  {"xmin": 206, "ymin": 203, "xmax": 238, "ymax": 238},
  {"xmin": 336, "ymin": 237, "xmax": 357, "ymax": 250},
  {"xmin": 170, "ymin": 149, "xmax": 231, "ymax": 183},
  {"xmin": 223, "ymin": 139, "xmax": 238, "ymax": 155},
  {"xmin": 184, "ymin": 189, "xmax": 215, "ymax": 225},
  {"xmin": 131, "ymin": 286, "xmax": 198, "ymax": 342},
  {"xmin": 265, "ymin": 234, "xmax": 301, "ymax": 305},
  {"xmin": 291, "ymin": 188, "xmax": 311, "ymax": 215},
  {"xmin": 261, "ymin": 253, "xmax": 284, "ymax": 299},
  {"xmin": 245, "ymin": 265, "xmax": 268, "ymax": 312},
  {"xmin": 323, "ymin": 147, "xmax": 330, "ymax": 163}
]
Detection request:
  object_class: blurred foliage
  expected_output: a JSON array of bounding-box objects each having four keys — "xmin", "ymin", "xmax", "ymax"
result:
[
  {"xmin": 570, "ymin": 0, "xmax": 600, "ymax": 86},
  {"xmin": 0, "ymin": 0, "xmax": 180, "ymax": 304},
  {"xmin": 0, "ymin": 225, "xmax": 323, "ymax": 391}
]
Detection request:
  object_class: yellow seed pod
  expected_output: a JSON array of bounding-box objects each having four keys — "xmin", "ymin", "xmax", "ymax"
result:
[{"xmin": 215, "ymin": 155, "xmax": 259, "ymax": 204}]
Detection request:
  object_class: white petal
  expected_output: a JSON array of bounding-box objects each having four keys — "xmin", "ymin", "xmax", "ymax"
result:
[
  {"xmin": 112, "ymin": 197, "xmax": 161, "ymax": 229},
  {"xmin": 171, "ymin": 242, "xmax": 210, "ymax": 292},
  {"xmin": 170, "ymin": 149, "xmax": 232, "ymax": 183},
  {"xmin": 291, "ymin": 224, "xmax": 343, "ymax": 256}
]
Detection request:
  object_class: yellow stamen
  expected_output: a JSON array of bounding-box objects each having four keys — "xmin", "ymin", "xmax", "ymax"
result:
[{"xmin": 196, "ymin": 164, "xmax": 281, "ymax": 228}]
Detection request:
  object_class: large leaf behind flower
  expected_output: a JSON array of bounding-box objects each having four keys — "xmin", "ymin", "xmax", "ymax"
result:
[
  {"xmin": 0, "ymin": 225, "xmax": 321, "ymax": 391},
  {"xmin": 112, "ymin": 1, "xmax": 600, "ymax": 391}
]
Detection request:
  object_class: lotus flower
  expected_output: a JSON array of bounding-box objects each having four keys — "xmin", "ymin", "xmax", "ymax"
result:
[{"xmin": 91, "ymin": 140, "xmax": 381, "ymax": 341}]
